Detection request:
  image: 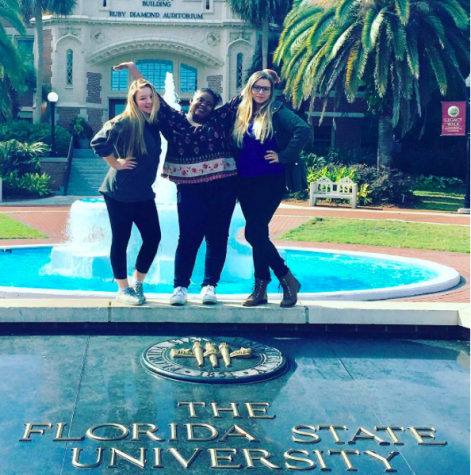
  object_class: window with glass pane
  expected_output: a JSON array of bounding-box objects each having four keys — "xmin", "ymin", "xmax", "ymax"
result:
[
  {"xmin": 180, "ymin": 64, "xmax": 197, "ymax": 93},
  {"xmin": 136, "ymin": 60, "xmax": 173, "ymax": 92},
  {"xmin": 236, "ymin": 53, "xmax": 243, "ymax": 89},
  {"xmin": 111, "ymin": 68, "xmax": 128, "ymax": 91},
  {"xmin": 17, "ymin": 38, "xmax": 34, "ymax": 55},
  {"xmin": 66, "ymin": 49, "xmax": 73, "ymax": 86}
]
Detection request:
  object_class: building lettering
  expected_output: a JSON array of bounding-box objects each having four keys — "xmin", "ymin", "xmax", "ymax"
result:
[
  {"xmin": 143, "ymin": 0, "xmax": 173, "ymax": 6},
  {"xmin": 109, "ymin": 11, "xmax": 205, "ymax": 20}
]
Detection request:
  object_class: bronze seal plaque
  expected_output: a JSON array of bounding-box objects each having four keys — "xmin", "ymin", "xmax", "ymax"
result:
[{"xmin": 141, "ymin": 337, "xmax": 287, "ymax": 384}]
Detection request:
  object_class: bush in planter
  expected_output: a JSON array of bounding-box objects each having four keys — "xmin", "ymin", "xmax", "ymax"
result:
[
  {"xmin": 0, "ymin": 140, "xmax": 48, "ymax": 176},
  {"xmin": 2, "ymin": 170, "xmax": 52, "ymax": 198},
  {"xmin": 72, "ymin": 116, "xmax": 94, "ymax": 148}
]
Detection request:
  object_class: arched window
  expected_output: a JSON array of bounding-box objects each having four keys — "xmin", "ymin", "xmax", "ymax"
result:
[
  {"xmin": 103, "ymin": 0, "xmax": 107, "ymax": 6},
  {"xmin": 111, "ymin": 68, "xmax": 127, "ymax": 91},
  {"xmin": 180, "ymin": 64, "xmax": 197, "ymax": 93},
  {"xmin": 136, "ymin": 60, "xmax": 173, "ymax": 92},
  {"xmin": 236, "ymin": 53, "xmax": 243, "ymax": 89},
  {"xmin": 66, "ymin": 49, "xmax": 73, "ymax": 86}
]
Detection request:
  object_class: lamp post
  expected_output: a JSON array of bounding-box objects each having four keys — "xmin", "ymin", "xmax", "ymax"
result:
[{"xmin": 47, "ymin": 92, "xmax": 59, "ymax": 157}]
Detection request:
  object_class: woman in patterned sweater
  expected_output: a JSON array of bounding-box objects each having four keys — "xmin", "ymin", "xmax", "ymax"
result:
[{"xmin": 114, "ymin": 62, "xmax": 240, "ymax": 306}]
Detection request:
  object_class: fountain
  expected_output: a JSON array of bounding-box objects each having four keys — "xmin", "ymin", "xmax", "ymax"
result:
[{"xmin": 0, "ymin": 74, "xmax": 461, "ymax": 299}]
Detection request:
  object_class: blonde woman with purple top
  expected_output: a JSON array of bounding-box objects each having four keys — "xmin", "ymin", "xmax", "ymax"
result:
[{"xmin": 233, "ymin": 70, "xmax": 311, "ymax": 308}]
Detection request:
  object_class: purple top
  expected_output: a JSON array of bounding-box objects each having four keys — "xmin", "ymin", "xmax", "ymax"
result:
[{"xmin": 237, "ymin": 123, "xmax": 284, "ymax": 177}]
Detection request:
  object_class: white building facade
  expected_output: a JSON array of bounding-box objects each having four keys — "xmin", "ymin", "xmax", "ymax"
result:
[{"xmin": 31, "ymin": 0, "xmax": 258, "ymax": 132}]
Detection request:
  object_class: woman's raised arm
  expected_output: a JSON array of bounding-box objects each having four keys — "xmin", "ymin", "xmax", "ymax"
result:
[{"xmin": 113, "ymin": 61, "xmax": 143, "ymax": 81}]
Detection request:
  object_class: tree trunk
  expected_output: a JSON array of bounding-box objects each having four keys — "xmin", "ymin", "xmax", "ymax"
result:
[
  {"xmin": 377, "ymin": 115, "xmax": 394, "ymax": 170},
  {"xmin": 262, "ymin": 18, "xmax": 269, "ymax": 69},
  {"xmin": 33, "ymin": 2, "xmax": 44, "ymax": 123}
]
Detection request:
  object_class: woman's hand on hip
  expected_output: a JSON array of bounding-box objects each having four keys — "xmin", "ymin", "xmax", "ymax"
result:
[
  {"xmin": 114, "ymin": 158, "xmax": 137, "ymax": 171},
  {"xmin": 264, "ymin": 150, "xmax": 280, "ymax": 164}
]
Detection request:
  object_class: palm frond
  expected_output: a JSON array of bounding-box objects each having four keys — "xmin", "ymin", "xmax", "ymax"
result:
[
  {"xmin": 435, "ymin": 0, "xmax": 469, "ymax": 29},
  {"xmin": 424, "ymin": 44, "xmax": 448, "ymax": 95},
  {"xmin": 336, "ymin": 0, "xmax": 360, "ymax": 21},
  {"xmin": 394, "ymin": 0, "xmax": 410, "ymax": 25},
  {"xmin": 374, "ymin": 27, "xmax": 391, "ymax": 97}
]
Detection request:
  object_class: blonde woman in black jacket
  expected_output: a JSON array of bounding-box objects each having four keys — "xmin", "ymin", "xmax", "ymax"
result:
[
  {"xmin": 91, "ymin": 79, "xmax": 161, "ymax": 306},
  {"xmin": 233, "ymin": 70, "xmax": 311, "ymax": 308}
]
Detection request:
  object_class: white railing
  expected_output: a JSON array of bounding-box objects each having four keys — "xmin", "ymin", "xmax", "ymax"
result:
[{"xmin": 309, "ymin": 177, "xmax": 357, "ymax": 209}]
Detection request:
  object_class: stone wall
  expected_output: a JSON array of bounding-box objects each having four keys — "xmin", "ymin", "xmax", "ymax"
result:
[
  {"xmin": 206, "ymin": 75, "xmax": 223, "ymax": 95},
  {"xmin": 40, "ymin": 158, "xmax": 68, "ymax": 192},
  {"xmin": 86, "ymin": 72, "xmax": 102, "ymax": 104},
  {"xmin": 18, "ymin": 91, "xmax": 33, "ymax": 108},
  {"xmin": 57, "ymin": 107, "xmax": 80, "ymax": 133},
  {"xmin": 43, "ymin": 30, "xmax": 53, "ymax": 86},
  {"xmin": 87, "ymin": 109, "xmax": 104, "ymax": 134}
]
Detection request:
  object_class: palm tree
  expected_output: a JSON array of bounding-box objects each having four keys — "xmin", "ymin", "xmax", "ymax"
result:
[
  {"xmin": 0, "ymin": 0, "xmax": 26, "ymax": 121},
  {"xmin": 226, "ymin": 0, "xmax": 292, "ymax": 69},
  {"xmin": 20, "ymin": 0, "xmax": 77, "ymax": 123},
  {"xmin": 274, "ymin": 0, "xmax": 470, "ymax": 168}
]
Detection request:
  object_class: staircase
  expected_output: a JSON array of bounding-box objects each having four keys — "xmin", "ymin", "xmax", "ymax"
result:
[{"xmin": 66, "ymin": 149, "xmax": 109, "ymax": 196}]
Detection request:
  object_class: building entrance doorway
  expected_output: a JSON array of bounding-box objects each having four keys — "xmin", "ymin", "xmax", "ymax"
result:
[{"xmin": 109, "ymin": 99, "xmax": 126, "ymax": 119}]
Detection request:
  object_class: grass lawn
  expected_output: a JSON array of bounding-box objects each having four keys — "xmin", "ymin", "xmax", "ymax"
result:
[
  {"xmin": 280, "ymin": 217, "xmax": 470, "ymax": 253},
  {"xmin": 0, "ymin": 214, "xmax": 47, "ymax": 239},
  {"xmin": 413, "ymin": 184, "xmax": 466, "ymax": 212}
]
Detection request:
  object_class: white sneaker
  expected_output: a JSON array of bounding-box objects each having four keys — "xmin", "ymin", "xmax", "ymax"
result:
[
  {"xmin": 201, "ymin": 285, "xmax": 217, "ymax": 305},
  {"xmin": 132, "ymin": 282, "xmax": 146, "ymax": 305},
  {"xmin": 116, "ymin": 287, "xmax": 142, "ymax": 306},
  {"xmin": 170, "ymin": 286, "xmax": 188, "ymax": 306}
]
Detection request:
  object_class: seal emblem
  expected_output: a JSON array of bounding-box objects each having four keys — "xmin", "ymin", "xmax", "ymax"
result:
[{"xmin": 141, "ymin": 337, "xmax": 287, "ymax": 383}]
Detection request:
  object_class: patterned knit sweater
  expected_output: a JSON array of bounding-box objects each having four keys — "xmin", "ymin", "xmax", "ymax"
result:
[{"xmin": 158, "ymin": 95, "xmax": 240, "ymax": 185}]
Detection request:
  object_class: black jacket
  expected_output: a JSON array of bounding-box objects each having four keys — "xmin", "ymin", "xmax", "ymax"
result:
[{"xmin": 91, "ymin": 119, "xmax": 161, "ymax": 203}]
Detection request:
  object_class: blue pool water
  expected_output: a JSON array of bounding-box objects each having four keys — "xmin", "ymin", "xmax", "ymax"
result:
[{"xmin": 0, "ymin": 246, "xmax": 440, "ymax": 294}]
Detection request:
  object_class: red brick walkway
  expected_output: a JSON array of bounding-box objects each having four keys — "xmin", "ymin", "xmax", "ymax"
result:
[{"xmin": 0, "ymin": 202, "xmax": 469, "ymax": 303}]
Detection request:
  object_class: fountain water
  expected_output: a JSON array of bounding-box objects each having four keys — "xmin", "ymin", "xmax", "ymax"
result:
[{"xmin": 44, "ymin": 73, "xmax": 253, "ymax": 289}]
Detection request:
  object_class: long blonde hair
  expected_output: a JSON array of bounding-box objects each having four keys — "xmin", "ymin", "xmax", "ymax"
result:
[
  {"xmin": 233, "ymin": 71, "xmax": 276, "ymax": 148},
  {"xmin": 105, "ymin": 79, "xmax": 159, "ymax": 158}
]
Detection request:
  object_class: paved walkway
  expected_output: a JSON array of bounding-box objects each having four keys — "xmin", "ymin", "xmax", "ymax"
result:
[{"xmin": 0, "ymin": 198, "xmax": 469, "ymax": 303}]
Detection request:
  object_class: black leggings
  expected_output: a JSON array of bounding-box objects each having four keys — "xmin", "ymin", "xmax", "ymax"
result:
[
  {"xmin": 238, "ymin": 174, "xmax": 289, "ymax": 282},
  {"xmin": 174, "ymin": 177, "xmax": 237, "ymax": 288},
  {"xmin": 104, "ymin": 195, "xmax": 161, "ymax": 280}
]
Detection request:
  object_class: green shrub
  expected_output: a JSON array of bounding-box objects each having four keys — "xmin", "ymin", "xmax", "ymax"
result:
[
  {"xmin": 415, "ymin": 175, "xmax": 464, "ymax": 189},
  {"xmin": 355, "ymin": 165, "xmax": 416, "ymax": 205},
  {"xmin": 0, "ymin": 140, "xmax": 48, "ymax": 177},
  {"xmin": 307, "ymin": 165, "xmax": 357, "ymax": 183},
  {"xmin": 0, "ymin": 121, "xmax": 71, "ymax": 156},
  {"xmin": 72, "ymin": 116, "xmax": 94, "ymax": 139},
  {"xmin": 3, "ymin": 170, "xmax": 52, "ymax": 197},
  {"xmin": 300, "ymin": 151, "xmax": 326, "ymax": 169},
  {"xmin": 301, "ymin": 146, "xmax": 377, "ymax": 167}
]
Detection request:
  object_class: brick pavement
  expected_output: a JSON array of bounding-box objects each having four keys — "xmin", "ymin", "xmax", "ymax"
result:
[{"xmin": 0, "ymin": 202, "xmax": 469, "ymax": 303}]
